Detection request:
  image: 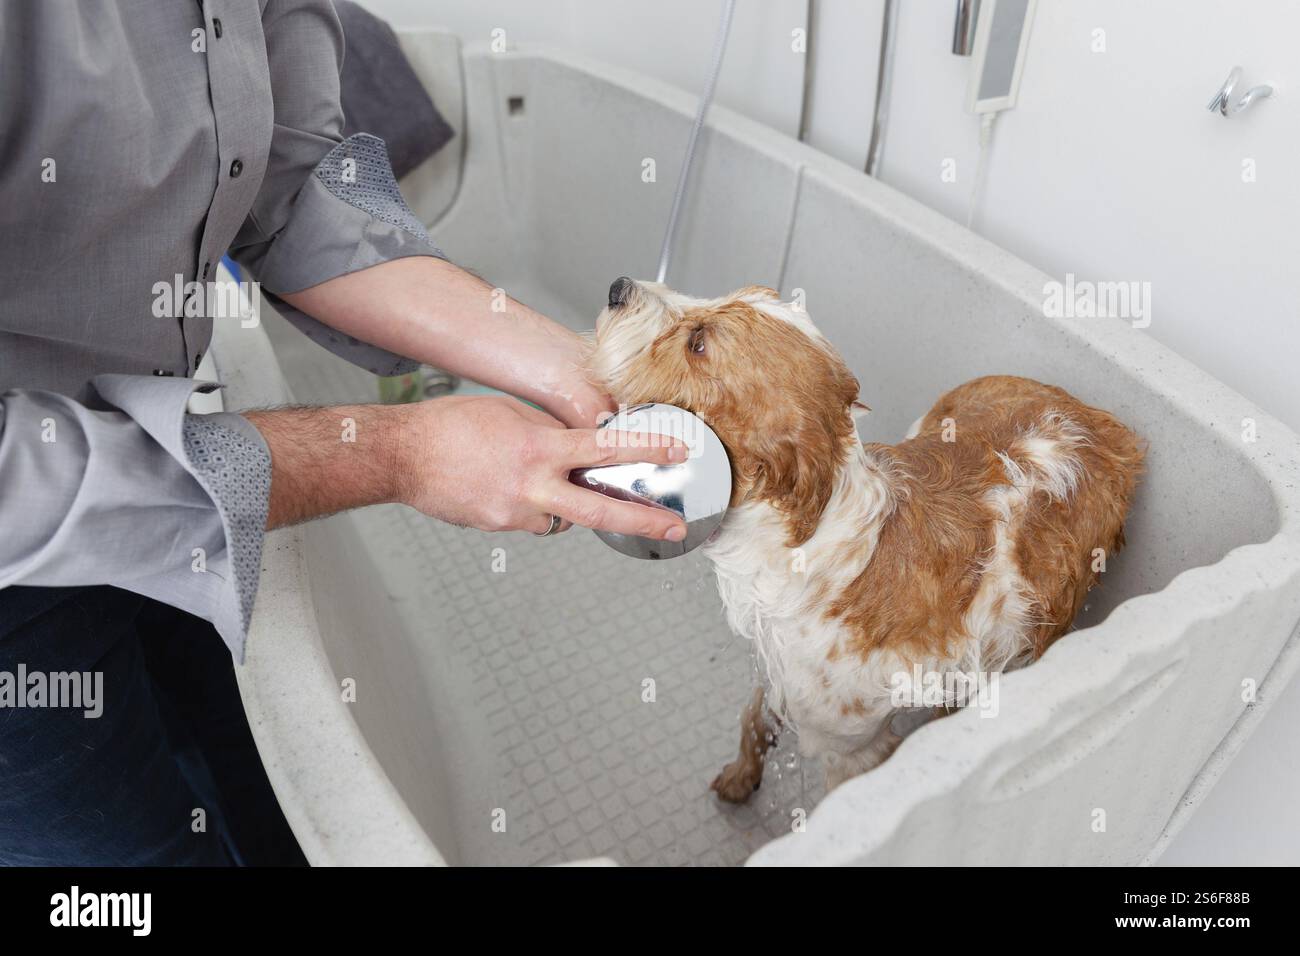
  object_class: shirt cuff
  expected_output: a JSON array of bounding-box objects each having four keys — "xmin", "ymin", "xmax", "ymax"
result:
[
  {"xmin": 256, "ymin": 133, "xmax": 446, "ymax": 377},
  {"xmin": 93, "ymin": 375, "xmax": 271, "ymax": 661},
  {"xmin": 180, "ymin": 412, "xmax": 272, "ymax": 654}
]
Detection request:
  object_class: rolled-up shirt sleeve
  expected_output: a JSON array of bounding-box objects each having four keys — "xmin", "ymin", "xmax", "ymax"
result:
[
  {"xmin": 0, "ymin": 375, "xmax": 270, "ymax": 661},
  {"xmin": 230, "ymin": 0, "xmax": 444, "ymax": 376}
]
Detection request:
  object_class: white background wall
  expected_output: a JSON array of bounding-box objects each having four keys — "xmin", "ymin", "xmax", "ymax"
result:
[{"xmin": 359, "ymin": 0, "xmax": 1299, "ymax": 863}]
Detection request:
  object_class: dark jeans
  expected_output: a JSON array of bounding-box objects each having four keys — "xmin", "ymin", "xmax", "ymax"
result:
[{"xmin": 0, "ymin": 585, "xmax": 306, "ymax": 866}]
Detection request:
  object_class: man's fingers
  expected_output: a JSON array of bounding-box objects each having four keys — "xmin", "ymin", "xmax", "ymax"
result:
[
  {"xmin": 539, "ymin": 484, "xmax": 687, "ymax": 541},
  {"xmin": 554, "ymin": 429, "xmax": 688, "ymax": 469}
]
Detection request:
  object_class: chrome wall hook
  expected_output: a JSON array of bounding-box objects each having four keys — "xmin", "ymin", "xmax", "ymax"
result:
[{"xmin": 1207, "ymin": 66, "xmax": 1273, "ymax": 116}]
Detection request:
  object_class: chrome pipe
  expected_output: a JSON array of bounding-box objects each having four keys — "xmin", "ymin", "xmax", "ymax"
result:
[{"xmin": 952, "ymin": 0, "xmax": 981, "ymax": 55}]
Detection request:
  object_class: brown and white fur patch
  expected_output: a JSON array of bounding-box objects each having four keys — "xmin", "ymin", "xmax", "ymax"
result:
[{"xmin": 587, "ymin": 280, "xmax": 1145, "ymax": 801}]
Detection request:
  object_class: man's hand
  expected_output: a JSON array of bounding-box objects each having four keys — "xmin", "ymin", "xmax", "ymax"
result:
[
  {"xmin": 396, "ymin": 395, "xmax": 687, "ymax": 537},
  {"xmin": 244, "ymin": 397, "xmax": 688, "ymax": 540}
]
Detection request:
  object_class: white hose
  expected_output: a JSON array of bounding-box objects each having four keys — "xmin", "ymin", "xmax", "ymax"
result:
[
  {"xmin": 655, "ymin": 0, "xmax": 737, "ymax": 284},
  {"xmin": 966, "ymin": 112, "xmax": 997, "ymax": 231}
]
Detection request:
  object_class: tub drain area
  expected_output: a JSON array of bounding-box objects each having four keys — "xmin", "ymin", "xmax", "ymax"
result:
[{"xmin": 264, "ymin": 312, "xmax": 822, "ymax": 866}]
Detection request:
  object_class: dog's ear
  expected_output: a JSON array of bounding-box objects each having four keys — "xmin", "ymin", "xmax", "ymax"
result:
[
  {"xmin": 748, "ymin": 366, "xmax": 861, "ymax": 547},
  {"xmin": 751, "ymin": 431, "xmax": 842, "ymax": 547}
]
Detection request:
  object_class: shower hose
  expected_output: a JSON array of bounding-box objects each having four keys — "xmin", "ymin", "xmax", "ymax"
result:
[{"xmin": 655, "ymin": 0, "xmax": 738, "ymax": 284}]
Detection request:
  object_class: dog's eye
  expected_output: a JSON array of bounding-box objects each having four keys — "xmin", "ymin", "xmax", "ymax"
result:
[{"xmin": 688, "ymin": 326, "xmax": 707, "ymax": 355}]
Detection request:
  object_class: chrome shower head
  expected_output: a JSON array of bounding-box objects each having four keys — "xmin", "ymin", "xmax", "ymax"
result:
[{"xmin": 570, "ymin": 403, "xmax": 731, "ymax": 559}]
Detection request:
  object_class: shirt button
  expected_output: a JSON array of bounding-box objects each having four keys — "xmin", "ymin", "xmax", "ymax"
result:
[
  {"xmin": 230, "ymin": 159, "xmax": 243, "ymax": 179},
  {"xmin": 213, "ymin": 18, "xmax": 223, "ymax": 38}
]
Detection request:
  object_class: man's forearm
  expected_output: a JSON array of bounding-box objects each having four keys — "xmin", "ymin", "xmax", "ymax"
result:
[
  {"xmin": 281, "ymin": 256, "xmax": 609, "ymax": 427},
  {"xmin": 242, "ymin": 404, "xmax": 407, "ymax": 529}
]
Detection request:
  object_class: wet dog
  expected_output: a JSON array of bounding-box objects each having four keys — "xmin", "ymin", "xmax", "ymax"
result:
[{"xmin": 588, "ymin": 279, "xmax": 1144, "ymax": 800}]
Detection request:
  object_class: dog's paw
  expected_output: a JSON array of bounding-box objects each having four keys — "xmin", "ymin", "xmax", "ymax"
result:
[{"xmin": 710, "ymin": 760, "xmax": 762, "ymax": 803}]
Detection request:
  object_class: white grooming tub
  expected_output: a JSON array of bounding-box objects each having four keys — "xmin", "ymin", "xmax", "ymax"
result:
[{"xmin": 214, "ymin": 33, "xmax": 1300, "ymax": 866}]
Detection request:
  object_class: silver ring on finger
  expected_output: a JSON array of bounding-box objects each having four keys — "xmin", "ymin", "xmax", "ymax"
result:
[{"xmin": 534, "ymin": 514, "xmax": 562, "ymax": 537}]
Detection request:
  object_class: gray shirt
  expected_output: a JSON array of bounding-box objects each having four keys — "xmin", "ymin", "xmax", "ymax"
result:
[{"xmin": 0, "ymin": 0, "xmax": 443, "ymax": 659}]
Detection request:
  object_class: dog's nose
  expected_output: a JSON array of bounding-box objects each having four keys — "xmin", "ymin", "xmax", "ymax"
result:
[{"xmin": 608, "ymin": 277, "xmax": 635, "ymax": 308}]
